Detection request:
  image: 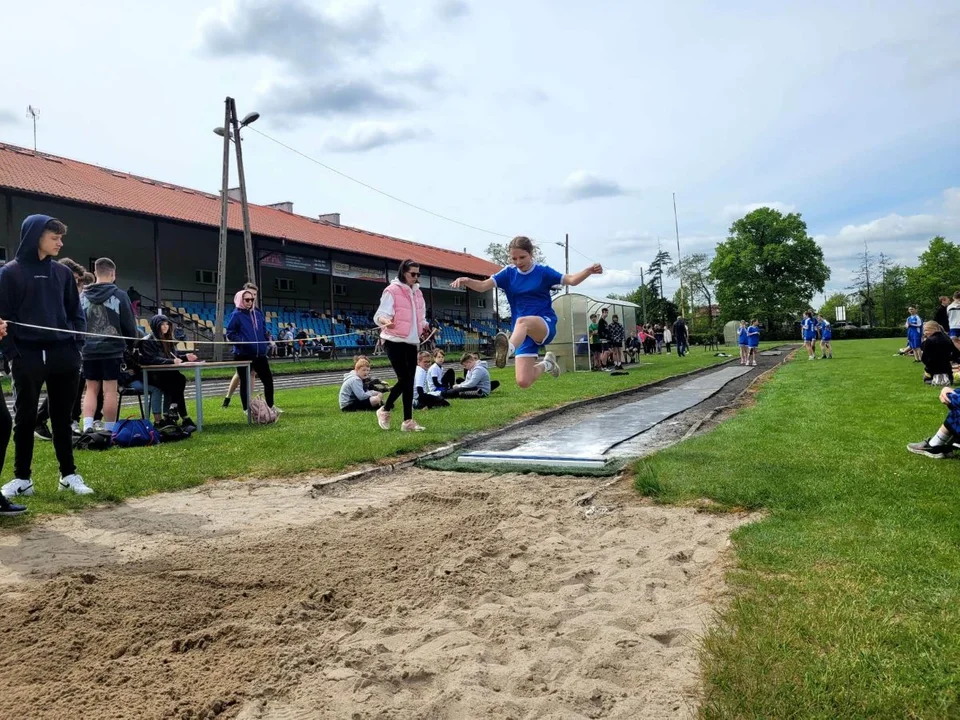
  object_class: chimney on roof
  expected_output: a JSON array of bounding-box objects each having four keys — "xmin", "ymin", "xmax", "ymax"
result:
[
  {"xmin": 226, "ymin": 187, "xmax": 242, "ymax": 201},
  {"xmin": 318, "ymin": 212, "xmax": 341, "ymax": 226},
  {"xmin": 267, "ymin": 201, "xmax": 294, "ymax": 213}
]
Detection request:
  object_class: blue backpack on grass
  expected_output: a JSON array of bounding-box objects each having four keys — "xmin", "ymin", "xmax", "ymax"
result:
[{"xmin": 112, "ymin": 418, "xmax": 160, "ymax": 448}]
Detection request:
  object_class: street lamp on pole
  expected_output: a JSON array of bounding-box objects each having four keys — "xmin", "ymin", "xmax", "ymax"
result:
[{"xmin": 553, "ymin": 235, "xmax": 570, "ymax": 294}]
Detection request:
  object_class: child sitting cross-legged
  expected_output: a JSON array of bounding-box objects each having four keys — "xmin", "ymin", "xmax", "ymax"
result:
[
  {"xmin": 338, "ymin": 358, "xmax": 384, "ymax": 412},
  {"xmin": 443, "ymin": 353, "xmax": 501, "ymax": 399},
  {"xmin": 414, "ymin": 351, "xmax": 450, "ymax": 409}
]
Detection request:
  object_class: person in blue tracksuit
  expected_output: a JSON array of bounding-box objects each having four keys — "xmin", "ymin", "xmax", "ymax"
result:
[
  {"xmin": 801, "ymin": 310, "xmax": 817, "ymax": 360},
  {"xmin": 906, "ymin": 307, "xmax": 923, "ymax": 363},
  {"xmin": 816, "ymin": 314, "xmax": 833, "ymax": 359},
  {"xmin": 226, "ymin": 288, "xmax": 276, "ymax": 412},
  {"xmin": 746, "ymin": 320, "xmax": 760, "ymax": 366}
]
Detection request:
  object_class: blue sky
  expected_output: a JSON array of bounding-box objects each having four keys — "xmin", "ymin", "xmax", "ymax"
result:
[{"xmin": 1, "ymin": 0, "xmax": 957, "ymax": 304}]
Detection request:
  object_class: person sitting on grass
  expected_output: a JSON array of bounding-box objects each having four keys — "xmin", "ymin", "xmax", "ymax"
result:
[
  {"xmin": 428, "ymin": 348, "xmax": 455, "ymax": 393},
  {"xmin": 920, "ymin": 320, "xmax": 960, "ymax": 386},
  {"xmin": 907, "ymin": 384, "xmax": 960, "ymax": 458},
  {"xmin": 138, "ymin": 315, "xmax": 198, "ymax": 432},
  {"xmin": 414, "ymin": 351, "xmax": 449, "ymax": 409},
  {"xmin": 338, "ymin": 357, "xmax": 383, "ymax": 412},
  {"xmin": 906, "ymin": 307, "xmax": 923, "ymax": 363},
  {"xmin": 443, "ymin": 353, "xmax": 501, "ymax": 399}
]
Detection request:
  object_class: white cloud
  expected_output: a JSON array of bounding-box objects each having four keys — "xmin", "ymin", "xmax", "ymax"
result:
[
  {"xmin": 721, "ymin": 201, "xmax": 796, "ymax": 220},
  {"xmin": 322, "ymin": 121, "xmax": 431, "ymax": 153},
  {"xmin": 0, "ymin": 109, "xmax": 17, "ymax": 125},
  {"xmin": 943, "ymin": 187, "xmax": 960, "ymax": 214},
  {"xmin": 550, "ymin": 170, "xmax": 629, "ymax": 204},
  {"xmin": 435, "ymin": 0, "xmax": 470, "ymax": 22}
]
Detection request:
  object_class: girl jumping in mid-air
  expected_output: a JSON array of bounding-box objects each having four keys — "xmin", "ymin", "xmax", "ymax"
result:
[{"xmin": 451, "ymin": 236, "xmax": 602, "ymax": 388}]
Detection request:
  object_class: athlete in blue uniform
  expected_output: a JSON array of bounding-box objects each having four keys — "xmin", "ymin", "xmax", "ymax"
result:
[
  {"xmin": 452, "ymin": 236, "xmax": 602, "ymax": 388},
  {"xmin": 816, "ymin": 313, "xmax": 833, "ymax": 359},
  {"xmin": 801, "ymin": 310, "xmax": 817, "ymax": 360},
  {"xmin": 746, "ymin": 319, "xmax": 760, "ymax": 366},
  {"xmin": 737, "ymin": 320, "xmax": 749, "ymax": 365},
  {"xmin": 906, "ymin": 307, "xmax": 923, "ymax": 362}
]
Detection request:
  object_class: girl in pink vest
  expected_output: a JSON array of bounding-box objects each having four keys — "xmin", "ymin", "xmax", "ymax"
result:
[{"xmin": 374, "ymin": 259, "xmax": 429, "ymax": 432}]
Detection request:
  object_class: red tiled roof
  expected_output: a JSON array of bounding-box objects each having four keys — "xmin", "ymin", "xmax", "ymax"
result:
[{"xmin": 0, "ymin": 142, "xmax": 501, "ymax": 277}]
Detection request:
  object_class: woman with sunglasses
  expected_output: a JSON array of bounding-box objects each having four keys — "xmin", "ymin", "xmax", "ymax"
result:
[
  {"xmin": 373, "ymin": 259, "xmax": 429, "ymax": 432},
  {"xmin": 226, "ymin": 288, "xmax": 276, "ymax": 414}
]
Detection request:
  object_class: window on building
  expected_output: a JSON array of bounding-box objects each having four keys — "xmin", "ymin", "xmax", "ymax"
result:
[
  {"xmin": 195, "ymin": 269, "xmax": 217, "ymax": 285},
  {"xmin": 333, "ymin": 283, "xmax": 348, "ymax": 296},
  {"xmin": 274, "ymin": 277, "xmax": 295, "ymax": 292},
  {"xmin": 454, "ymin": 295, "xmax": 463, "ymax": 307},
  {"xmin": 0, "ymin": 247, "xmax": 8, "ymax": 265},
  {"xmin": 476, "ymin": 297, "xmax": 487, "ymax": 309}
]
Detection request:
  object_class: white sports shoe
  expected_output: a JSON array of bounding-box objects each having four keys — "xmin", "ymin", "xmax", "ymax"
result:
[
  {"xmin": 376, "ymin": 406, "xmax": 392, "ymax": 430},
  {"xmin": 401, "ymin": 420, "xmax": 426, "ymax": 432},
  {"xmin": 1, "ymin": 478, "xmax": 34, "ymax": 498},
  {"xmin": 541, "ymin": 351, "xmax": 561, "ymax": 378},
  {"xmin": 58, "ymin": 474, "xmax": 94, "ymax": 495}
]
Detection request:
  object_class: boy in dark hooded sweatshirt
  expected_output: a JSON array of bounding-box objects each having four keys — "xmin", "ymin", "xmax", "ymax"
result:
[
  {"xmin": 0, "ymin": 215, "xmax": 92, "ymax": 498},
  {"xmin": 80, "ymin": 258, "xmax": 138, "ymax": 434},
  {"xmin": 226, "ymin": 288, "xmax": 276, "ymax": 412}
]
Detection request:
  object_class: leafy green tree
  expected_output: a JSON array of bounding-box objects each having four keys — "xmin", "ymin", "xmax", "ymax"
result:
[
  {"xmin": 816, "ymin": 292, "xmax": 852, "ymax": 324},
  {"xmin": 711, "ymin": 208, "xmax": 830, "ymax": 327},
  {"xmin": 646, "ymin": 250, "xmax": 672, "ymax": 301},
  {"xmin": 904, "ymin": 236, "xmax": 960, "ymax": 318},
  {"xmin": 668, "ymin": 252, "xmax": 716, "ymax": 327}
]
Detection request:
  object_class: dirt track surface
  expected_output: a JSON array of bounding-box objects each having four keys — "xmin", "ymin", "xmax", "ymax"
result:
[{"xmin": 0, "ymin": 469, "xmax": 752, "ymax": 720}]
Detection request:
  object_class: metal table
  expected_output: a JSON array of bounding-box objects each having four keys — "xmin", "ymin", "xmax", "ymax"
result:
[{"xmin": 141, "ymin": 361, "xmax": 252, "ymax": 431}]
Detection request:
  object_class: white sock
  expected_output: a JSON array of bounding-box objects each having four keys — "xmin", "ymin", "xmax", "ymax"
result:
[
  {"xmin": 105, "ymin": 421, "xmax": 115, "ymax": 431},
  {"xmin": 508, "ymin": 342, "xmax": 516, "ymax": 357},
  {"xmin": 82, "ymin": 417, "xmax": 94, "ymax": 431},
  {"xmin": 930, "ymin": 430, "xmax": 952, "ymax": 447}
]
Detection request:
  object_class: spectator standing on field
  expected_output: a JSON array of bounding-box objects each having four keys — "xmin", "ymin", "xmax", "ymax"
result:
[
  {"xmin": 608, "ymin": 314, "xmax": 625, "ymax": 370},
  {"xmin": 672, "ymin": 316, "xmax": 689, "ymax": 357},
  {"xmin": 934, "ymin": 296, "xmax": 950, "ymax": 334},
  {"xmin": 127, "ymin": 285, "xmax": 142, "ymax": 316},
  {"xmin": 946, "ymin": 292, "xmax": 960, "ymax": 345},
  {"xmin": 0, "ymin": 215, "xmax": 93, "ymax": 499},
  {"xmin": 906, "ymin": 307, "xmax": 923, "ymax": 363},
  {"xmin": 80, "ymin": 258, "xmax": 138, "ymax": 435},
  {"xmin": 226, "ymin": 288, "xmax": 277, "ymax": 414}
]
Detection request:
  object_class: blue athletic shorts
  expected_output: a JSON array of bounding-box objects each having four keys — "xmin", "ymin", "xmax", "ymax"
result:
[
  {"xmin": 516, "ymin": 316, "xmax": 557, "ymax": 358},
  {"xmin": 950, "ymin": 329, "xmax": 960, "ymax": 338},
  {"xmin": 803, "ymin": 332, "xmax": 816, "ymax": 342},
  {"xmin": 908, "ymin": 331, "xmax": 922, "ymax": 349}
]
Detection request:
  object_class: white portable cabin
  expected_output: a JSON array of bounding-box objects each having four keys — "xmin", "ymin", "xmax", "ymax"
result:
[{"xmin": 550, "ymin": 292, "xmax": 641, "ymax": 372}]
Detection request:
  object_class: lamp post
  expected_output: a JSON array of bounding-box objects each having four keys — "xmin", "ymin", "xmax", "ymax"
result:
[
  {"xmin": 212, "ymin": 98, "xmax": 260, "ymax": 360},
  {"xmin": 553, "ymin": 235, "xmax": 570, "ymax": 294}
]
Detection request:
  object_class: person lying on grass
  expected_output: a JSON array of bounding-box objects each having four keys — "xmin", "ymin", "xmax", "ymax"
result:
[
  {"xmin": 414, "ymin": 351, "xmax": 449, "ymax": 409},
  {"xmin": 907, "ymin": 384, "xmax": 960, "ymax": 458},
  {"xmin": 338, "ymin": 357, "xmax": 383, "ymax": 412},
  {"xmin": 442, "ymin": 353, "xmax": 501, "ymax": 399}
]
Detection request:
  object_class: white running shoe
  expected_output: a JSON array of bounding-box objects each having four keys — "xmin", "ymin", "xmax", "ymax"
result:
[
  {"xmin": 493, "ymin": 332, "xmax": 510, "ymax": 369},
  {"xmin": 401, "ymin": 420, "xmax": 426, "ymax": 432},
  {"xmin": 376, "ymin": 406, "xmax": 392, "ymax": 430},
  {"xmin": 1, "ymin": 478, "xmax": 34, "ymax": 498},
  {"xmin": 58, "ymin": 474, "xmax": 94, "ymax": 495},
  {"xmin": 541, "ymin": 351, "xmax": 561, "ymax": 378}
]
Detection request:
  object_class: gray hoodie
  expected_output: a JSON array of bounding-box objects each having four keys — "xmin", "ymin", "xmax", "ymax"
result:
[
  {"xmin": 81, "ymin": 282, "xmax": 137, "ymax": 360},
  {"xmin": 339, "ymin": 370, "xmax": 377, "ymax": 409},
  {"xmin": 459, "ymin": 360, "xmax": 492, "ymax": 394}
]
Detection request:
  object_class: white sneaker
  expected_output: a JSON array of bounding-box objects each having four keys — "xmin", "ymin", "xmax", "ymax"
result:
[
  {"xmin": 541, "ymin": 351, "xmax": 561, "ymax": 378},
  {"xmin": 58, "ymin": 474, "xmax": 94, "ymax": 495},
  {"xmin": 376, "ymin": 406, "xmax": 392, "ymax": 430},
  {"xmin": 401, "ymin": 420, "xmax": 426, "ymax": 432},
  {"xmin": 71, "ymin": 421, "xmax": 81, "ymax": 436},
  {"xmin": 1, "ymin": 478, "xmax": 34, "ymax": 498}
]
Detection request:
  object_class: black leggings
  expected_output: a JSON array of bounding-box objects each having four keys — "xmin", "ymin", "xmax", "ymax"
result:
[
  {"xmin": 238, "ymin": 356, "xmax": 274, "ymax": 410},
  {"xmin": 384, "ymin": 341, "xmax": 418, "ymax": 421},
  {"xmin": 148, "ymin": 370, "xmax": 188, "ymax": 418}
]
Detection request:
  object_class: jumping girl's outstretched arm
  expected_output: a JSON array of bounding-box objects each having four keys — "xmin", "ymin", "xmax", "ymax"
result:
[
  {"xmin": 450, "ymin": 277, "xmax": 495, "ymax": 292},
  {"xmin": 562, "ymin": 264, "xmax": 603, "ymax": 286}
]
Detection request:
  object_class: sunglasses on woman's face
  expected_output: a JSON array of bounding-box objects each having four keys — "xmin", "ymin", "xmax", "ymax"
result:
[
  {"xmin": 408, "ymin": 271, "xmax": 420, "ymax": 278},
  {"xmin": 243, "ymin": 297, "xmax": 254, "ymax": 303}
]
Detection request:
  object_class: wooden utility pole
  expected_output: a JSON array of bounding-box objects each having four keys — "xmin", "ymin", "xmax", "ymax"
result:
[
  {"xmin": 228, "ymin": 97, "xmax": 256, "ymax": 285},
  {"xmin": 214, "ymin": 98, "xmax": 232, "ymax": 362}
]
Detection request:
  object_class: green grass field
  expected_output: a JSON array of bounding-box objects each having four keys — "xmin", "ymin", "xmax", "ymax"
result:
[
  {"xmin": 632, "ymin": 339, "xmax": 960, "ymax": 718},
  {"xmin": 1, "ymin": 348, "xmax": 735, "ymax": 522}
]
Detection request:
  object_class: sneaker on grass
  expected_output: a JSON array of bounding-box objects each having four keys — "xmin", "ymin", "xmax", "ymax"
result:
[
  {"xmin": 401, "ymin": 419, "xmax": 426, "ymax": 432},
  {"xmin": 906, "ymin": 440, "xmax": 954, "ymax": 459},
  {"xmin": 376, "ymin": 406, "xmax": 392, "ymax": 430},
  {"xmin": 1, "ymin": 478, "xmax": 34, "ymax": 498},
  {"xmin": 0, "ymin": 496, "xmax": 27, "ymax": 517},
  {"xmin": 494, "ymin": 332, "xmax": 510, "ymax": 369},
  {"xmin": 71, "ymin": 421, "xmax": 81, "ymax": 436},
  {"xmin": 34, "ymin": 423, "xmax": 52, "ymax": 441},
  {"xmin": 58, "ymin": 474, "xmax": 94, "ymax": 495}
]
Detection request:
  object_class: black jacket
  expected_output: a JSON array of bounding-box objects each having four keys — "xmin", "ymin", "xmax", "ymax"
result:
[
  {"xmin": 137, "ymin": 315, "xmax": 185, "ymax": 366},
  {"xmin": 922, "ymin": 332, "xmax": 960, "ymax": 376},
  {"xmin": 0, "ymin": 214, "xmax": 85, "ymax": 356},
  {"xmin": 81, "ymin": 282, "xmax": 137, "ymax": 360}
]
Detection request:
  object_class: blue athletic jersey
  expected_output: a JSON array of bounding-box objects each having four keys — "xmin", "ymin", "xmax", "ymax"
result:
[
  {"xmin": 747, "ymin": 325, "xmax": 760, "ymax": 347},
  {"xmin": 907, "ymin": 314, "xmax": 922, "ymax": 331},
  {"xmin": 802, "ymin": 317, "xmax": 816, "ymax": 339},
  {"xmin": 737, "ymin": 327, "xmax": 748, "ymax": 345},
  {"xmin": 818, "ymin": 319, "xmax": 832, "ymax": 340},
  {"xmin": 492, "ymin": 263, "xmax": 563, "ymax": 324}
]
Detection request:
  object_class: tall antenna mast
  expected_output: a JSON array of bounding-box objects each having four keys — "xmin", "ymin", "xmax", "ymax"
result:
[{"xmin": 26, "ymin": 106, "xmax": 39, "ymax": 151}]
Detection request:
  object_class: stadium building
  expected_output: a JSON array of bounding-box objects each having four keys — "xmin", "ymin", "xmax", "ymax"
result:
[{"xmin": 0, "ymin": 141, "xmax": 502, "ymax": 353}]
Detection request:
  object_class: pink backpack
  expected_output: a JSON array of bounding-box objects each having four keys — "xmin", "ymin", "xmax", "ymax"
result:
[{"xmin": 249, "ymin": 396, "xmax": 278, "ymax": 424}]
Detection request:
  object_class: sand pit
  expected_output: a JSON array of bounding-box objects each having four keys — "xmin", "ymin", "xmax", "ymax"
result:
[{"xmin": 0, "ymin": 469, "xmax": 752, "ymax": 719}]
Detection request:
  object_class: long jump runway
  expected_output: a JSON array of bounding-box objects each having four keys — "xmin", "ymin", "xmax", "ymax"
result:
[{"xmin": 459, "ymin": 364, "xmax": 753, "ymax": 468}]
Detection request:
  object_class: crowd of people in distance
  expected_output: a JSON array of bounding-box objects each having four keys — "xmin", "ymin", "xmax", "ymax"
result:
[{"xmin": 590, "ymin": 312, "xmax": 693, "ymax": 371}]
